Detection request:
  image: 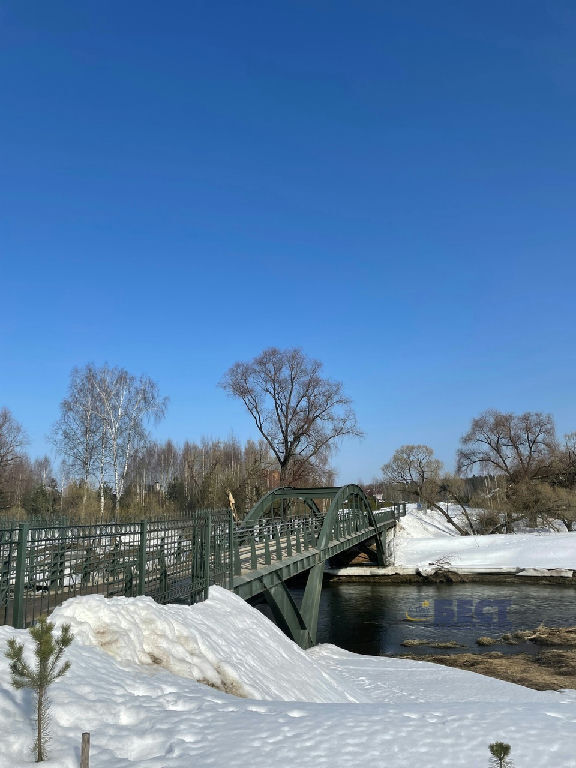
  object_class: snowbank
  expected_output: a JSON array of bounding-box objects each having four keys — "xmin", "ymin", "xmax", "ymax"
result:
[
  {"xmin": 0, "ymin": 591, "xmax": 575, "ymax": 768},
  {"xmin": 50, "ymin": 589, "xmax": 364, "ymax": 703},
  {"xmin": 390, "ymin": 504, "xmax": 576, "ymax": 570},
  {"xmin": 393, "ymin": 502, "xmax": 474, "ymax": 539}
]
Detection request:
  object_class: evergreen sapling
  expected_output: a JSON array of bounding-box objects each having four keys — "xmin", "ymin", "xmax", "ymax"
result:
[
  {"xmin": 489, "ymin": 741, "xmax": 513, "ymax": 768},
  {"xmin": 5, "ymin": 616, "xmax": 73, "ymax": 762}
]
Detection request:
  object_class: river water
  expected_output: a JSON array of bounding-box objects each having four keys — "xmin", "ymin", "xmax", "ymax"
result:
[{"xmin": 260, "ymin": 582, "xmax": 576, "ymax": 656}]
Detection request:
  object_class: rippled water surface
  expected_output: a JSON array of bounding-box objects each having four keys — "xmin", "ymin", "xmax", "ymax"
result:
[{"xmin": 264, "ymin": 582, "xmax": 576, "ymax": 655}]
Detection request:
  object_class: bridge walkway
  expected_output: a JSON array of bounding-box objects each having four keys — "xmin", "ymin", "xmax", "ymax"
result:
[{"xmin": 218, "ymin": 485, "xmax": 405, "ymax": 648}]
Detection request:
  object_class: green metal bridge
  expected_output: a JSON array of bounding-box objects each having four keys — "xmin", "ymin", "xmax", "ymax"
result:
[
  {"xmin": 228, "ymin": 484, "xmax": 405, "ymax": 648},
  {"xmin": 1, "ymin": 484, "xmax": 405, "ymax": 649}
]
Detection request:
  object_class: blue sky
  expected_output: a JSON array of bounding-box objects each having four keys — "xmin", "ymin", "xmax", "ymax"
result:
[{"xmin": 1, "ymin": 1, "xmax": 575, "ymax": 482}]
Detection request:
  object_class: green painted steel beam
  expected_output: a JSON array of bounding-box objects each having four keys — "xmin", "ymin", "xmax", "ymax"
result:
[
  {"xmin": 232, "ymin": 522, "xmax": 396, "ymax": 600},
  {"xmin": 259, "ymin": 572, "xmax": 311, "ymax": 648},
  {"xmin": 241, "ymin": 487, "xmax": 341, "ymax": 527},
  {"xmin": 298, "ymin": 561, "xmax": 324, "ymax": 646},
  {"xmin": 261, "ymin": 487, "xmax": 339, "ymax": 499},
  {"xmin": 229, "ymin": 484, "xmax": 405, "ymax": 648},
  {"xmin": 13, "ymin": 523, "xmax": 29, "ymax": 629}
]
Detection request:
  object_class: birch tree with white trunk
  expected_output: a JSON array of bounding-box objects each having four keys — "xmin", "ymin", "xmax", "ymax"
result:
[
  {"xmin": 51, "ymin": 367, "xmax": 101, "ymax": 510},
  {"xmin": 87, "ymin": 365, "xmax": 168, "ymax": 517},
  {"xmin": 53, "ymin": 364, "xmax": 167, "ymax": 518}
]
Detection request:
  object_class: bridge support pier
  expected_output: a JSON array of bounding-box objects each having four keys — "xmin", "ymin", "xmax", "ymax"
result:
[
  {"xmin": 260, "ymin": 572, "xmax": 314, "ymax": 649},
  {"xmin": 376, "ymin": 527, "xmax": 387, "ymax": 566}
]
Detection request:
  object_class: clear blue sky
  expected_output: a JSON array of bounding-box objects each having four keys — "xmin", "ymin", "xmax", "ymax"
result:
[{"xmin": 1, "ymin": 1, "xmax": 575, "ymax": 483}]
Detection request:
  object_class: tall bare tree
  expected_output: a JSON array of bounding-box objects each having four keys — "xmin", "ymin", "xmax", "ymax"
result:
[
  {"xmin": 456, "ymin": 410, "xmax": 558, "ymax": 530},
  {"xmin": 457, "ymin": 410, "xmax": 557, "ymax": 481},
  {"xmin": 382, "ymin": 444, "xmax": 473, "ymax": 535},
  {"xmin": 90, "ymin": 365, "xmax": 168, "ymax": 515},
  {"xmin": 220, "ymin": 347, "xmax": 361, "ymax": 484},
  {"xmin": 533, "ymin": 432, "xmax": 576, "ymax": 531},
  {"xmin": 0, "ymin": 408, "xmax": 27, "ymax": 475},
  {"xmin": 50, "ymin": 367, "xmax": 101, "ymax": 509},
  {"xmin": 0, "ymin": 408, "xmax": 28, "ymax": 508}
]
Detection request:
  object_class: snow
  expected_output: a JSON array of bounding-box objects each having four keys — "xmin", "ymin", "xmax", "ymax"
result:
[
  {"xmin": 388, "ymin": 503, "xmax": 576, "ymax": 572},
  {"xmin": 1, "ymin": 588, "xmax": 575, "ymax": 768},
  {"xmin": 1, "ymin": 507, "xmax": 576, "ymax": 767},
  {"xmin": 49, "ymin": 591, "xmax": 363, "ymax": 704}
]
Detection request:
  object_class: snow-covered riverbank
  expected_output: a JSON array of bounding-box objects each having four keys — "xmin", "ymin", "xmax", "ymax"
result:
[
  {"xmin": 1, "ymin": 588, "xmax": 575, "ymax": 768},
  {"xmin": 392, "ymin": 504, "xmax": 576, "ymax": 570},
  {"xmin": 329, "ymin": 504, "xmax": 576, "ymax": 578}
]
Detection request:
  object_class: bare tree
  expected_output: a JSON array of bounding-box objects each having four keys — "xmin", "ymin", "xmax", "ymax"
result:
[
  {"xmin": 88, "ymin": 365, "xmax": 168, "ymax": 516},
  {"xmin": 382, "ymin": 444, "xmax": 472, "ymax": 535},
  {"xmin": 53, "ymin": 365, "xmax": 168, "ymax": 518},
  {"xmin": 51, "ymin": 367, "xmax": 101, "ymax": 509},
  {"xmin": 0, "ymin": 408, "xmax": 28, "ymax": 508},
  {"xmin": 0, "ymin": 408, "xmax": 27, "ymax": 476},
  {"xmin": 220, "ymin": 347, "xmax": 361, "ymax": 484},
  {"xmin": 457, "ymin": 410, "xmax": 558, "ymax": 530},
  {"xmin": 457, "ymin": 410, "xmax": 557, "ymax": 481},
  {"xmin": 537, "ymin": 432, "xmax": 576, "ymax": 531}
]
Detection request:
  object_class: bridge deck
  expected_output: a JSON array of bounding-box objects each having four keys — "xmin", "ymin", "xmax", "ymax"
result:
[{"xmin": 231, "ymin": 508, "xmax": 401, "ymax": 599}]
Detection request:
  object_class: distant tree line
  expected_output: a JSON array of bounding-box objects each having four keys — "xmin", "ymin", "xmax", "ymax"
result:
[
  {"xmin": 380, "ymin": 410, "xmax": 576, "ymax": 533},
  {"xmin": 0, "ymin": 348, "xmax": 347, "ymax": 522},
  {"xmin": 5, "ymin": 352, "xmax": 574, "ymax": 532},
  {"xmin": 0, "ymin": 425, "xmax": 336, "ymax": 524},
  {"xmin": 0, "ymin": 406, "xmax": 60, "ymax": 517}
]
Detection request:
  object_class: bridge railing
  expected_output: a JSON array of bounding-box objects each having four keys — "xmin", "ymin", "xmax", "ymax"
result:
[
  {"xmin": 0, "ymin": 501, "xmax": 407, "ymax": 628},
  {"xmin": 232, "ymin": 515, "xmax": 323, "ymax": 574},
  {"xmin": 229, "ymin": 503, "xmax": 406, "ymax": 576},
  {"xmin": 0, "ymin": 513, "xmax": 214, "ymax": 629}
]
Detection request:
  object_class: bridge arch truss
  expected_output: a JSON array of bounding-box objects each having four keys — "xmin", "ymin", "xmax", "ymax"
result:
[{"xmin": 231, "ymin": 484, "xmax": 405, "ymax": 649}]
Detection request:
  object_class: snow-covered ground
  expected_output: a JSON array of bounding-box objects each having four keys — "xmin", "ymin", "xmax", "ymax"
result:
[
  {"xmin": 1, "ymin": 588, "xmax": 575, "ymax": 768},
  {"xmin": 2, "ymin": 510, "xmax": 576, "ymax": 767},
  {"xmin": 387, "ymin": 503, "xmax": 576, "ymax": 572}
]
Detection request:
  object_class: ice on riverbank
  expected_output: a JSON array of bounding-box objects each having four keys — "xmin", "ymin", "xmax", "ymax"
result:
[{"xmin": 0, "ymin": 588, "xmax": 575, "ymax": 768}]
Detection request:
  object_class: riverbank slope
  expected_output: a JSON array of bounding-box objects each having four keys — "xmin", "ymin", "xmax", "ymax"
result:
[{"xmin": 329, "ymin": 503, "xmax": 576, "ymax": 581}]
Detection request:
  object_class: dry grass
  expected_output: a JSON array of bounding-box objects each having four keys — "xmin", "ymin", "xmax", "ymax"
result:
[
  {"xmin": 528, "ymin": 626, "xmax": 576, "ymax": 647},
  {"xmin": 401, "ymin": 625, "xmax": 576, "ymax": 691},
  {"xmin": 502, "ymin": 629, "xmax": 534, "ymax": 645}
]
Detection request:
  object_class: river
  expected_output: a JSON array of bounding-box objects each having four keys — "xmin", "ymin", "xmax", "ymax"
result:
[{"xmin": 258, "ymin": 581, "xmax": 576, "ymax": 655}]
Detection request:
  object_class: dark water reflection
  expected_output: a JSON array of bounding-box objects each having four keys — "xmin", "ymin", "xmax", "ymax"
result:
[{"xmin": 260, "ymin": 582, "xmax": 576, "ymax": 656}]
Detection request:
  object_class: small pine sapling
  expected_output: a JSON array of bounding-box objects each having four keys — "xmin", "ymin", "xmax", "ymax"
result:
[
  {"xmin": 489, "ymin": 741, "xmax": 513, "ymax": 768},
  {"xmin": 5, "ymin": 616, "xmax": 73, "ymax": 762}
]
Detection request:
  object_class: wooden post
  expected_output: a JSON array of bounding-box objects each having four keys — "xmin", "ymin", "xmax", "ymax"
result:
[{"xmin": 81, "ymin": 732, "xmax": 90, "ymax": 768}]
